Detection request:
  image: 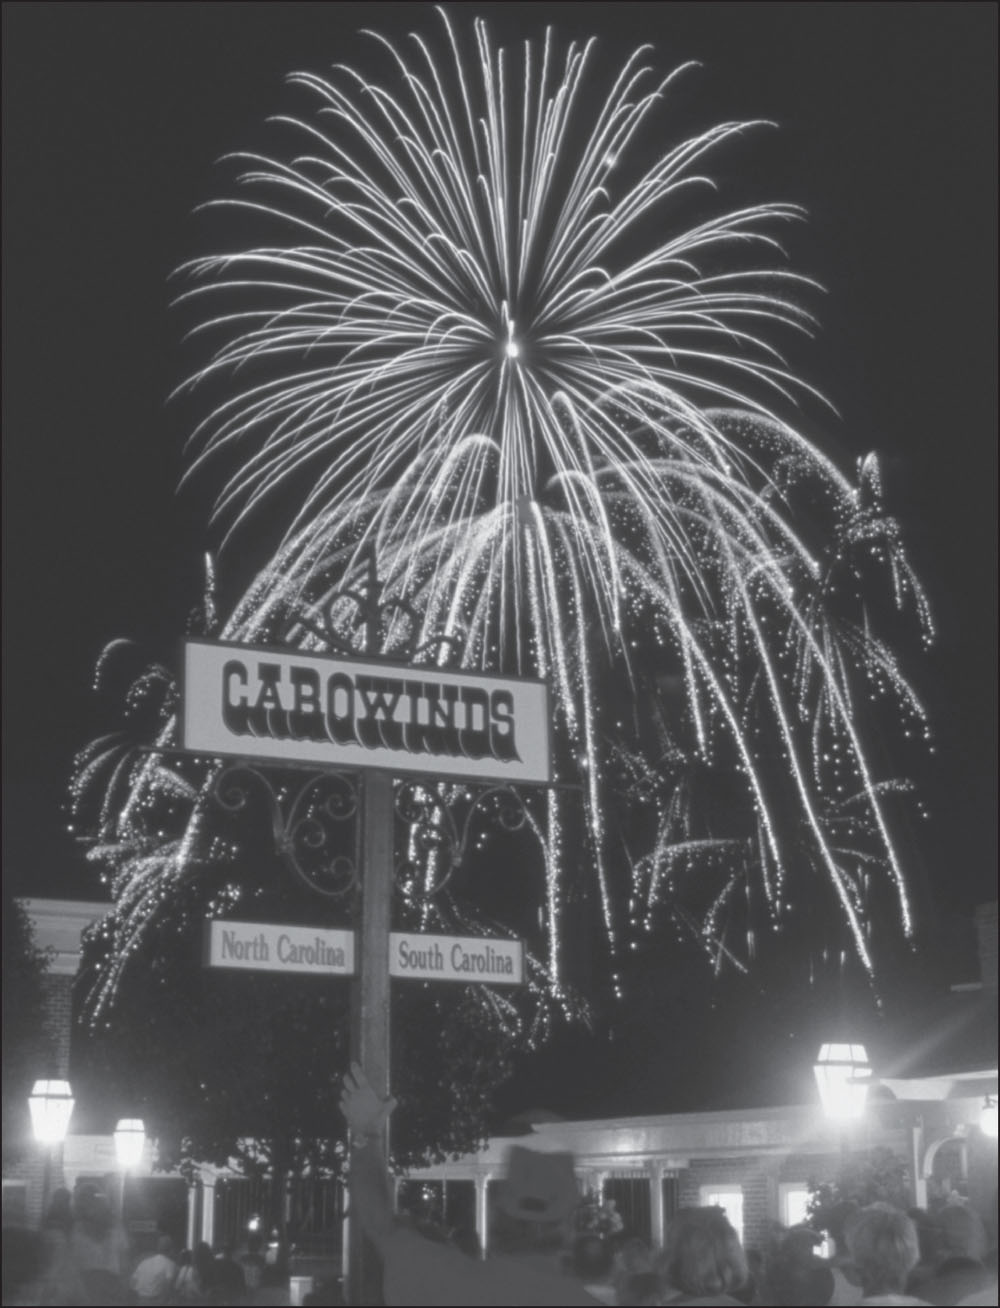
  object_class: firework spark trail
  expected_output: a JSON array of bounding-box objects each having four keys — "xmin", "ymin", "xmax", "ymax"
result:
[
  {"xmin": 178, "ymin": 20, "xmax": 819, "ymax": 544},
  {"xmin": 75, "ymin": 11, "xmax": 932, "ymax": 1004}
]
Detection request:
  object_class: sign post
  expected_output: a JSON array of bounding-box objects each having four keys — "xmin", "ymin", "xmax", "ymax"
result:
[
  {"xmin": 182, "ymin": 623, "xmax": 551, "ymax": 1306},
  {"xmin": 349, "ymin": 768, "xmax": 393, "ymax": 1305}
]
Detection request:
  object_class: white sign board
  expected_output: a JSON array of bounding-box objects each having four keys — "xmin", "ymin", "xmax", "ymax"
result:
[
  {"xmin": 182, "ymin": 639, "xmax": 551, "ymax": 785},
  {"xmin": 389, "ymin": 931, "xmax": 524, "ymax": 986},
  {"xmin": 204, "ymin": 921, "xmax": 524, "ymax": 986},
  {"xmin": 205, "ymin": 919, "xmax": 355, "ymax": 976}
]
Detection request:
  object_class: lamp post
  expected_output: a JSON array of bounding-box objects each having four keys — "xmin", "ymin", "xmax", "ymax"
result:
[
  {"xmin": 815, "ymin": 1040, "xmax": 872, "ymax": 1174},
  {"xmin": 813, "ymin": 1042, "xmax": 871, "ymax": 1254},
  {"xmin": 113, "ymin": 1117, "xmax": 146, "ymax": 1230},
  {"xmin": 29, "ymin": 1078, "xmax": 74, "ymax": 1218}
]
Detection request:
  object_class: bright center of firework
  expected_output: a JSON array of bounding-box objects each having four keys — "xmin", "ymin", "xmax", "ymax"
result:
[{"xmin": 502, "ymin": 310, "xmax": 520, "ymax": 361}]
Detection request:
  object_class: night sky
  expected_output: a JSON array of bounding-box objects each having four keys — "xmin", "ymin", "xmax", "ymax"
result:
[{"xmin": 4, "ymin": 0, "xmax": 996, "ymax": 947}]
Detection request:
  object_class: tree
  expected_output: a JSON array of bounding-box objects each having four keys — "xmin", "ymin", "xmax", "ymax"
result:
[
  {"xmin": 76, "ymin": 886, "xmax": 347, "ymax": 1254},
  {"xmin": 2, "ymin": 892, "xmax": 54, "ymax": 1168},
  {"xmin": 807, "ymin": 1146, "xmax": 911, "ymax": 1243}
]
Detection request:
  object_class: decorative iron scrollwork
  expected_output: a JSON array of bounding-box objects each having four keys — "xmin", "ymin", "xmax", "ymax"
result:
[
  {"xmin": 284, "ymin": 543, "xmax": 465, "ymax": 664},
  {"xmin": 211, "ymin": 762, "xmax": 359, "ymax": 899},
  {"xmin": 394, "ymin": 780, "xmax": 528, "ymax": 896}
]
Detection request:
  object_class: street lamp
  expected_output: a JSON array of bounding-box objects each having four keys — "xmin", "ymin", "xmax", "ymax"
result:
[
  {"xmin": 814, "ymin": 1042, "xmax": 872, "ymax": 1248},
  {"xmin": 814, "ymin": 1042, "xmax": 872, "ymax": 1122},
  {"xmin": 981, "ymin": 1097, "xmax": 998, "ymax": 1139},
  {"xmin": 113, "ymin": 1117, "xmax": 146, "ymax": 1228},
  {"xmin": 29, "ymin": 1078, "xmax": 74, "ymax": 1215}
]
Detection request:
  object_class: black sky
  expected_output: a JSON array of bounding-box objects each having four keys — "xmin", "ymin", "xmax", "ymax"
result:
[{"xmin": 3, "ymin": 1, "xmax": 996, "ymax": 937}]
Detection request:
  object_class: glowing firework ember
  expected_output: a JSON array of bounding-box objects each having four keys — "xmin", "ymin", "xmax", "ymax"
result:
[{"xmin": 75, "ymin": 12, "xmax": 932, "ymax": 1009}]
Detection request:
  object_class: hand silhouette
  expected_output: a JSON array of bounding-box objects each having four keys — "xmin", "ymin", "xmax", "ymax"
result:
[{"xmin": 340, "ymin": 1061, "xmax": 397, "ymax": 1139}]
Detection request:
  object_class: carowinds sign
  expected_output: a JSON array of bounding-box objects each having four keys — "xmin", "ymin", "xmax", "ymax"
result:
[{"xmin": 182, "ymin": 639, "xmax": 551, "ymax": 785}]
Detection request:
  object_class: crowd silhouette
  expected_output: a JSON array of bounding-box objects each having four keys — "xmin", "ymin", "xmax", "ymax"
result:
[{"xmin": 2, "ymin": 1103, "xmax": 996, "ymax": 1306}]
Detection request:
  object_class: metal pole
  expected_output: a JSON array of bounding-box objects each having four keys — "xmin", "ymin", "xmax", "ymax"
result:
[
  {"xmin": 910, "ymin": 1115, "xmax": 927, "ymax": 1209},
  {"xmin": 41, "ymin": 1146, "xmax": 53, "ymax": 1221},
  {"xmin": 348, "ymin": 768, "xmax": 394, "ymax": 1306}
]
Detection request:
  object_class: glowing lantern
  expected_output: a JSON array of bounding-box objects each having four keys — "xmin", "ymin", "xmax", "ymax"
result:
[
  {"xmin": 114, "ymin": 1117, "xmax": 146, "ymax": 1168},
  {"xmin": 981, "ymin": 1097, "xmax": 998, "ymax": 1139},
  {"xmin": 814, "ymin": 1043, "xmax": 871, "ymax": 1121},
  {"xmin": 29, "ymin": 1079, "xmax": 74, "ymax": 1146}
]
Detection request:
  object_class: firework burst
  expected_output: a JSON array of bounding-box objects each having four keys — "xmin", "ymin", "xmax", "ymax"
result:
[{"xmin": 78, "ymin": 12, "xmax": 931, "ymax": 1004}]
